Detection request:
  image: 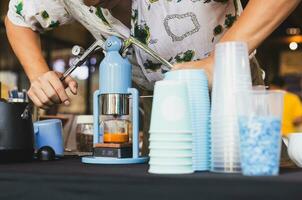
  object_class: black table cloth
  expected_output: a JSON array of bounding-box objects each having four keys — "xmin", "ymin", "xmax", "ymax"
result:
[{"xmin": 0, "ymin": 157, "xmax": 301, "ymax": 200}]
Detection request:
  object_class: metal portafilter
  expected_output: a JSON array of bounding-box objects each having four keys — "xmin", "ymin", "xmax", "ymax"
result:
[
  {"xmin": 101, "ymin": 94, "xmax": 153, "ymax": 116},
  {"xmin": 101, "ymin": 94, "xmax": 129, "ymax": 115}
]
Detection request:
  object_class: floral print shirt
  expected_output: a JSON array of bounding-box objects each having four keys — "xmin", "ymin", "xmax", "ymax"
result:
[{"xmin": 7, "ymin": 0, "xmax": 242, "ymax": 90}]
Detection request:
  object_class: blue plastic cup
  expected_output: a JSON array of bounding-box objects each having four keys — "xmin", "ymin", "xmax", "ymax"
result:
[
  {"xmin": 34, "ymin": 119, "xmax": 64, "ymax": 157},
  {"xmin": 165, "ymin": 70, "xmax": 210, "ymax": 171},
  {"xmin": 149, "ymin": 149, "xmax": 192, "ymax": 157},
  {"xmin": 149, "ymin": 132, "xmax": 192, "ymax": 141},
  {"xmin": 149, "ymin": 157, "xmax": 193, "ymax": 165},
  {"xmin": 165, "ymin": 69, "xmax": 208, "ymax": 80},
  {"xmin": 149, "ymin": 80, "xmax": 192, "ymax": 132}
]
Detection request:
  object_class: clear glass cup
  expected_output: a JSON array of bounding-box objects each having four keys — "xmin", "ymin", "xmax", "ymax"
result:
[
  {"xmin": 76, "ymin": 115, "xmax": 93, "ymax": 152},
  {"xmin": 103, "ymin": 116, "xmax": 131, "ymax": 143}
]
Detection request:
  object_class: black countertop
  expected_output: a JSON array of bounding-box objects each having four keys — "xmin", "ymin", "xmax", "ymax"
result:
[{"xmin": 0, "ymin": 157, "xmax": 301, "ymax": 200}]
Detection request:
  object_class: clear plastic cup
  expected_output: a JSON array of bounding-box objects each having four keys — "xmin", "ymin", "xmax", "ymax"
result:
[
  {"xmin": 211, "ymin": 142, "xmax": 240, "ymax": 148},
  {"xmin": 149, "ymin": 80, "xmax": 192, "ymax": 132},
  {"xmin": 211, "ymin": 160, "xmax": 241, "ymax": 167},
  {"xmin": 211, "ymin": 135, "xmax": 240, "ymax": 142},
  {"xmin": 211, "ymin": 115, "xmax": 237, "ymax": 119},
  {"xmin": 211, "ymin": 42, "xmax": 252, "ymax": 124},
  {"xmin": 211, "ymin": 124, "xmax": 239, "ymax": 130},
  {"xmin": 211, "ymin": 139, "xmax": 240, "ymax": 145},
  {"xmin": 211, "ymin": 141, "xmax": 239, "ymax": 146},
  {"xmin": 212, "ymin": 154, "xmax": 240, "ymax": 159},
  {"xmin": 211, "ymin": 133, "xmax": 239, "ymax": 142},
  {"xmin": 211, "ymin": 150, "xmax": 240, "ymax": 157},
  {"xmin": 211, "ymin": 144, "xmax": 240, "ymax": 150},
  {"xmin": 237, "ymin": 90, "xmax": 285, "ymax": 176},
  {"xmin": 211, "ymin": 162, "xmax": 241, "ymax": 167},
  {"xmin": 213, "ymin": 42, "xmax": 251, "ymax": 90}
]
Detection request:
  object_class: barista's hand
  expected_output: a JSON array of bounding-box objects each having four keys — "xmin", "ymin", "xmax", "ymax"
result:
[
  {"xmin": 27, "ymin": 71, "xmax": 78, "ymax": 110},
  {"xmin": 173, "ymin": 55, "xmax": 214, "ymax": 87}
]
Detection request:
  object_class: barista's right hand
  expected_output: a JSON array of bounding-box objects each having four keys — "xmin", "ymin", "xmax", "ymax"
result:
[{"xmin": 27, "ymin": 71, "xmax": 78, "ymax": 110}]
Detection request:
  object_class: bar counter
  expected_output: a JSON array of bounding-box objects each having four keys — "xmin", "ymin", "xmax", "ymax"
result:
[{"xmin": 0, "ymin": 157, "xmax": 301, "ymax": 200}]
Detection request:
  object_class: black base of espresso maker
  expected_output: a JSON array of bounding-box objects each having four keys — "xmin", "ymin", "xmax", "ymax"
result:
[{"xmin": 93, "ymin": 143, "xmax": 132, "ymax": 158}]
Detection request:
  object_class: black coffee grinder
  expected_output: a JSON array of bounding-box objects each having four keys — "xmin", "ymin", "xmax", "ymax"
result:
[{"xmin": 0, "ymin": 88, "xmax": 34, "ymax": 162}]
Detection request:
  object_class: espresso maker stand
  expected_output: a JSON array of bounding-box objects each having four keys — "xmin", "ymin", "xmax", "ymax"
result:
[
  {"xmin": 81, "ymin": 36, "xmax": 147, "ymax": 164},
  {"xmin": 61, "ymin": 35, "xmax": 173, "ymax": 164}
]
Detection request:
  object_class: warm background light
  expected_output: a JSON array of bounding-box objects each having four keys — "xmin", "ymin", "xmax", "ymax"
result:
[{"xmin": 289, "ymin": 42, "xmax": 298, "ymax": 50}]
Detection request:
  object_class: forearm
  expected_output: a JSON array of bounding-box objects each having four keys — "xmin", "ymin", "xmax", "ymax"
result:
[
  {"xmin": 220, "ymin": 0, "xmax": 301, "ymax": 53},
  {"xmin": 83, "ymin": 0, "xmax": 131, "ymax": 28},
  {"xmin": 5, "ymin": 16, "xmax": 49, "ymax": 81},
  {"xmin": 111, "ymin": 0, "xmax": 132, "ymax": 28}
]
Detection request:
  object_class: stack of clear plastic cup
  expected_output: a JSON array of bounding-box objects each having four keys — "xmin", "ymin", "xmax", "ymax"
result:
[
  {"xmin": 165, "ymin": 70, "xmax": 210, "ymax": 171},
  {"xmin": 237, "ymin": 90, "xmax": 284, "ymax": 176},
  {"xmin": 148, "ymin": 80, "xmax": 194, "ymax": 174},
  {"xmin": 211, "ymin": 42, "xmax": 252, "ymax": 173}
]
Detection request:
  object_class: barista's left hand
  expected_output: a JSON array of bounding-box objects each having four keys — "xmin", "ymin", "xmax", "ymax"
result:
[{"xmin": 173, "ymin": 55, "xmax": 214, "ymax": 87}]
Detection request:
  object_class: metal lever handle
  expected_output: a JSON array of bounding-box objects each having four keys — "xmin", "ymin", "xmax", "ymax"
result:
[
  {"xmin": 122, "ymin": 37, "xmax": 173, "ymax": 71},
  {"xmin": 60, "ymin": 39, "xmax": 105, "ymax": 81}
]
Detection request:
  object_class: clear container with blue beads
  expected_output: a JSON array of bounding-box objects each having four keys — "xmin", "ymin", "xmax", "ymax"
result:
[{"xmin": 237, "ymin": 90, "xmax": 285, "ymax": 176}]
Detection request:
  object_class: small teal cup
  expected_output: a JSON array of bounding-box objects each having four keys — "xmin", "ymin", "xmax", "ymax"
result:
[
  {"xmin": 150, "ymin": 80, "xmax": 192, "ymax": 132},
  {"xmin": 34, "ymin": 119, "xmax": 64, "ymax": 157}
]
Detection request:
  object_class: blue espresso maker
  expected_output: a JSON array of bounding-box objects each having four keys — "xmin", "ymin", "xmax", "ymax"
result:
[
  {"xmin": 61, "ymin": 35, "xmax": 173, "ymax": 164},
  {"xmin": 82, "ymin": 36, "xmax": 148, "ymax": 164}
]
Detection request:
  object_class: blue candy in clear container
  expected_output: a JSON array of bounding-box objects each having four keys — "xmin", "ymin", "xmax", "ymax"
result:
[
  {"xmin": 236, "ymin": 90, "xmax": 284, "ymax": 176},
  {"xmin": 239, "ymin": 116, "xmax": 282, "ymax": 176}
]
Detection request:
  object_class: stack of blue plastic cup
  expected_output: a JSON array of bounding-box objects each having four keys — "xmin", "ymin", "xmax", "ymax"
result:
[
  {"xmin": 148, "ymin": 80, "xmax": 194, "ymax": 174},
  {"xmin": 165, "ymin": 70, "xmax": 211, "ymax": 171}
]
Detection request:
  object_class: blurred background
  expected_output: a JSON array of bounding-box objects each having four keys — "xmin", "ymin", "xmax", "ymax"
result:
[{"xmin": 1, "ymin": 0, "xmax": 302, "ymax": 115}]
